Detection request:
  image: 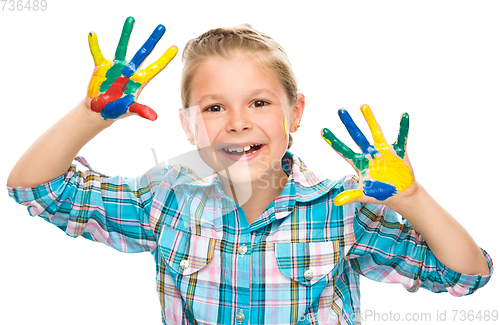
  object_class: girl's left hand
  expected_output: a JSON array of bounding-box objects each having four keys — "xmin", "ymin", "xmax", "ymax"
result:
[{"xmin": 321, "ymin": 104, "xmax": 417, "ymax": 206}]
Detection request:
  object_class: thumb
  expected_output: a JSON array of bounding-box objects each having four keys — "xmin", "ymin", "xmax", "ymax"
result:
[
  {"xmin": 333, "ymin": 189, "xmax": 364, "ymax": 206},
  {"xmin": 129, "ymin": 102, "xmax": 158, "ymax": 121}
]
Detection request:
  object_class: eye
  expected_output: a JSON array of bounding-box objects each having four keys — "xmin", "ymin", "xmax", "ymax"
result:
[
  {"xmin": 251, "ymin": 100, "xmax": 269, "ymax": 108},
  {"xmin": 204, "ymin": 105, "xmax": 225, "ymax": 113}
]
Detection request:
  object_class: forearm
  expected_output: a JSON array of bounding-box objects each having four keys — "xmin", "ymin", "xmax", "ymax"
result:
[
  {"xmin": 389, "ymin": 182, "xmax": 490, "ymax": 276},
  {"xmin": 7, "ymin": 99, "xmax": 113, "ymax": 188}
]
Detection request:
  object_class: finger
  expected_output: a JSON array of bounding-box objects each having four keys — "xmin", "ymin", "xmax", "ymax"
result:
[
  {"xmin": 130, "ymin": 45, "xmax": 178, "ymax": 84},
  {"xmin": 122, "ymin": 24, "xmax": 166, "ymax": 78},
  {"xmin": 129, "ymin": 102, "xmax": 158, "ymax": 121},
  {"xmin": 393, "ymin": 112, "xmax": 410, "ymax": 159},
  {"xmin": 338, "ymin": 109, "xmax": 378, "ymax": 158},
  {"xmin": 360, "ymin": 104, "xmax": 389, "ymax": 150},
  {"xmin": 321, "ymin": 127, "xmax": 356, "ymax": 160},
  {"xmin": 114, "ymin": 16, "xmax": 135, "ymax": 61},
  {"xmin": 333, "ymin": 189, "xmax": 364, "ymax": 206},
  {"xmin": 88, "ymin": 32, "xmax": 106, "ymax": 66},
  {"xmin": 321, "ymin": 128, "xmax": 369, "ymax": 171}
]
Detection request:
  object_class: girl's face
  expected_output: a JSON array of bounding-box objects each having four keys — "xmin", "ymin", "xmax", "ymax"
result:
[{"xmin": 182, "ymin": 53, "xmax": 303, "ymax": 184}]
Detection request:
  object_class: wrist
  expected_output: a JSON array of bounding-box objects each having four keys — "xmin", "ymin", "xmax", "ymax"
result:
[
  {"xmin": 78, "ymin": 98, "xmax": 115, "ymax": 130},
  {"xmin": 386, "ymin": 181, "xmax": 426, "ymax": 217}
]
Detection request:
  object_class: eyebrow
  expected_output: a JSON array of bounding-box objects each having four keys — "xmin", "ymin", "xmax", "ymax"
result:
[{"xmin": 197, "ymin": 89, "xmax": 278, "ymax": 103}]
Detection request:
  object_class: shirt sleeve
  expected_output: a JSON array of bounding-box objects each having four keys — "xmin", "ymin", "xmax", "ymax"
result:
[
  {"xmin": 6, "ymin": 156, "xmax": 169, "ymax": 253},
  {"xmin": 345, "ymin": 201, "xmax": 493, "ymax": 297}
]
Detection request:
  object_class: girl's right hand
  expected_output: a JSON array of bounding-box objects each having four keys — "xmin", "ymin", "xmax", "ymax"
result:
[{"xmin": 86, "ymin": 16, "xmax": 177, "ymax": 122}]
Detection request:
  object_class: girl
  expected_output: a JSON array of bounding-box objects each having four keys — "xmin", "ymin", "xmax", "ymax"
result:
[{"xmin": 6, "ymin": 16, "xmax": 493, "ymax": 325}]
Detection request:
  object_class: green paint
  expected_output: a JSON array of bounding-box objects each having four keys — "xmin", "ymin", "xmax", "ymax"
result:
[
  {"xmin": 115, "ymin": 16, "xmax": 135, "ymax": 61},
  {"xmin": 322, "ymin": 128, "xmax": 354, "ymax": 158},
  {"xmin": 352, "ymin": 155, "xmax": 369, "ymax": 171},
  {"xmin": 322, "ymin": 128, "xmax": 369, "ymax": 170},
  {"xmin": 99, "ymin": 61, "xmax": 126, "ymax": 92},
  {"xmin": 99, "ymin": 60, "xmax": 142, "ymax": 93},
  {"xmin": 124, "ymin": 80, "xmax": 141, "ymax": 94},
  {"xmin": 393, "ymin": 113, "xmax": 409, "ymax": 159}
]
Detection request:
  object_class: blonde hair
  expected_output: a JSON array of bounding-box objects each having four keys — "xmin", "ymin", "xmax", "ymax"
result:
[{"xmin": 181, "ymin": 24, "xmax": 298, "ymax": 149}]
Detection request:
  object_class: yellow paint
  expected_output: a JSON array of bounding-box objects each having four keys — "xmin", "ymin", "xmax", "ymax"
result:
[
  {"xmin": 87, "ymin": 32, "xmax": 112, "ymax": 98},
  {"xmin": 360, "ymin": 105, "xmax": 414, "ymax": 191},
  {"xmin": 361, "ymin": 105, "xmax": 390, "ymax": 150},
  {"xmin": 334, "ymin": 189, "xmax": 363, "ymax": 206},
  {"xmin": 130, "ymin": 46, "xmax": 178, "ymax": 84},
  {"xmin": 88, "ymin": 33, "xmax": 106, "ymax": 66},
  {"xmin": 368, "ymin": 149, "xmax": 413, "ymax": 192},
  {"xmin": 283, "ymin": 118, "xmax": 289, "ymax": 140},
  {"xmin": 322, "ymin": 135, "xmax": 332, "ymax": 147}
]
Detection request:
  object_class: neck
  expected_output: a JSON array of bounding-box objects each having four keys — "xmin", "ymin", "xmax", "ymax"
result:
[{"xmin": 219, "ymin": 167, "xmax": 289, "ymax": 224}]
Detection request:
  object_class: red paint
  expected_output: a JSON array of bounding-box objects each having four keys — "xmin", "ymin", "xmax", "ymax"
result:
[
  {"xmin": 91, "ymin": 76, "xmax": 130, "ymax": 113},
  {"xmin": 129, "ymin": 102, "xmax": 157, "ymax": 121}
]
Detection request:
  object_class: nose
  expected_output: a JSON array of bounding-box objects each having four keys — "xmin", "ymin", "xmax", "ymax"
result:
[{"xmin": 226, "ymin": 107, "xmax": 252, "ymax": 133}]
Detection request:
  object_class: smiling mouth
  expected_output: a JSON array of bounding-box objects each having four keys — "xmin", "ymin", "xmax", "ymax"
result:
[{"xmin": 222, "ymin": 144, "xmax": 262, "ymax": 156}]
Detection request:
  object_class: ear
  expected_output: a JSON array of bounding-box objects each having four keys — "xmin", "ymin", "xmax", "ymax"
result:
[
  {"xmin": 290, "ymin": 92, "xmax": 305, "ymax": 133},
  {"xmin": 178, "ymin": 108, "xmax": 195, "ymax": 145}
]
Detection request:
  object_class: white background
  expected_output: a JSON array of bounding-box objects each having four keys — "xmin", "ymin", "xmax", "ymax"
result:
[{"xmin": 0, "ymin": 0, "xmax": 498, "ymax": 324}]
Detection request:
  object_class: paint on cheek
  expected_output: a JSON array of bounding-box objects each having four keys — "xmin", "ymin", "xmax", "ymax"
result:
[
  {"xmin": 368, "ymin": 150, "xmax": 413, "ymax": 192},
  {"xmin": 362, "ymin": 180, "xmax": 397, "ymax": 201},
  {"xmin": 283, "ymin": 118, "xmax": 289, "ymax": 141}
]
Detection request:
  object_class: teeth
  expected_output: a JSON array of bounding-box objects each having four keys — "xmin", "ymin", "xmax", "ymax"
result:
[{"xmin": 223, "ymin": 144, "xmax": 261, "ymax": 154}]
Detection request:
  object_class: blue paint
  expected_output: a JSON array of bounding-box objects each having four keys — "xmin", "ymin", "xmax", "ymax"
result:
[
  {"xmin": 122, "ymin": 24, "xmax": 166, "ymax": 78},
  {"xmin": 101, "ymin": 94, "xmax": 135, "ymax": 120},
  {"xmin": 338, "ymin": 109, "xmax": 378, "ymax": 158},
  {"xmin": 362, "ymin": 180, "xmax": 397, "ymax": 201}
]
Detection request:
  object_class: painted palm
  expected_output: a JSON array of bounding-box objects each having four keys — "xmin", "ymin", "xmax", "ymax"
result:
[
  {"xmin": 87, "ymin": 16, "xmax": 177, "ymax": 121},
  {"xmin": 321, "ymin": 105, "xmax": 414, "ymax": 206}
]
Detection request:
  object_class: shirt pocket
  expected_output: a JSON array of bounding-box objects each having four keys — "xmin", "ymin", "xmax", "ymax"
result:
[
  {"xmin": 157, "ymin": 224, "xmax": 216, "ymax": 275},
  {"xmin": 274, "ymin": 241, "xmax": 341, "ymax": 286}
]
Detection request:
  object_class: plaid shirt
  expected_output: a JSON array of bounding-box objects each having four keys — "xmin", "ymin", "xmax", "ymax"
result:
[{"xmin": 7, "ymin": 151, "xmax": 493, "ymax": 325}]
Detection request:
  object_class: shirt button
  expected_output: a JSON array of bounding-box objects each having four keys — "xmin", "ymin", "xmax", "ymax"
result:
[
  {"xmin": 238, "ymin": 244, "xmax": 248, "ymax": 255},
  {"xmin": 236, "ymin": 310, "xmax": 245, "ymax": 323},
  {"xmin": 304, "ymin": 269, "xmax": 314, "ymax": 280},
  {"xmin": 179, "ymin": 259, "xmax": 190, "ymax": 270}
]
